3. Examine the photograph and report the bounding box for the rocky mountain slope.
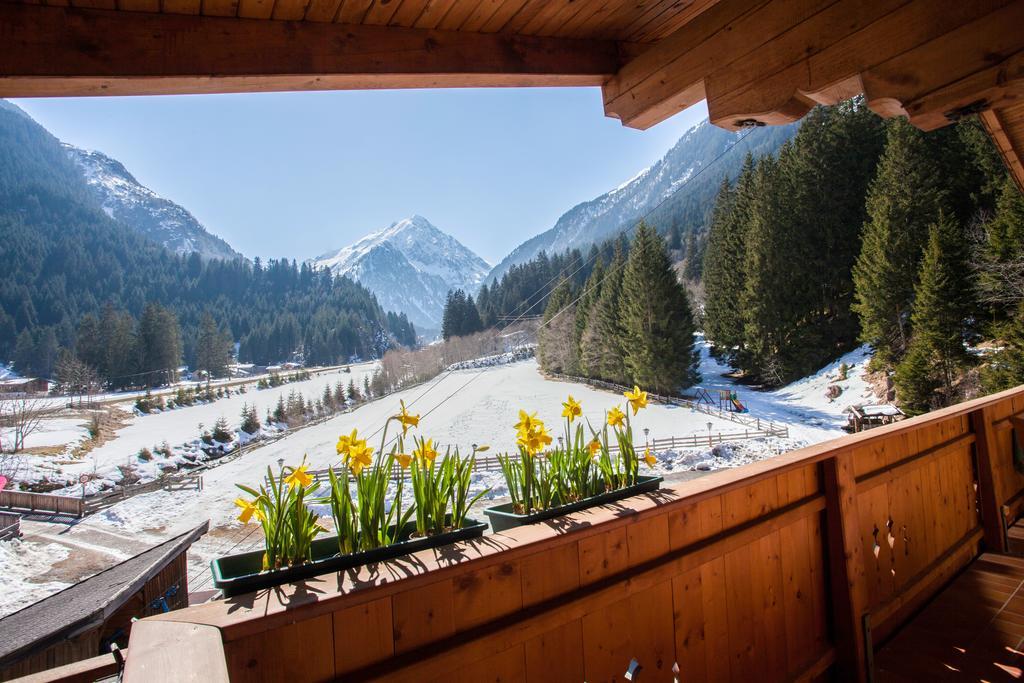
[487,119,797,283]
[65,145,240,261]
[310,215,490,333]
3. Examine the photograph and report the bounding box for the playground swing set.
[693,388,748,413]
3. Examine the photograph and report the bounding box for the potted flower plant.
[484,387,662,532]
[211,401,488,597]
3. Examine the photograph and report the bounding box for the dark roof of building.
[0,522,208,666]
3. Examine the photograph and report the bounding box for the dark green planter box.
[211,517,487,598]
[484,476,663,533]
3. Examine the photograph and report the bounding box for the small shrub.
[137,447,153,462]
[212,417,233,443]
[156,441,174,458]
[240,403,261,435]
[838,362,850,381]
[135,391,154,413]
[87,413,103,440]
[118,463,141,485]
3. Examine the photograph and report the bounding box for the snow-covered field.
[0,342,878,617]
[11,362,379,493]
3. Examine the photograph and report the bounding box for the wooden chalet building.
[2,0,1024,681]
[0,523,207,681]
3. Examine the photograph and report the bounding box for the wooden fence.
[0,489,84,518]
[0,511,20,541]
[83,473,203,515]
[123,384,1024,682]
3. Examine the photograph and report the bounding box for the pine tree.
[894,339,940,416]
[682,230,699,280]
[240,403,261,435]
[347,378,359,402]
[703,156,755,364]
[900,211,972,401]
[574,257,604,375]
[196,312,232,379]
[583,241,628,384]
[853,118,949,366]
[138,303,183,385]
[618,222,701,393]
[739,153,796,384]
[668,218,683,252]
[272,395,287,424]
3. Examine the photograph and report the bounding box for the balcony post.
[822,450,869,682]
[971,407,1008,553]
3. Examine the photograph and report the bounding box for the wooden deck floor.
[875,552,1024,681]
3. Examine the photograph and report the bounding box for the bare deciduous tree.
[0,395,58,453]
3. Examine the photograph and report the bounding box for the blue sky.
[14,89,707,264]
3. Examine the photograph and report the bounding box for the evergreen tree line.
[538,223,701,395]
[0,99,416,383]
[701,98,1024,413]
[441,289,484,340]
[703,100,887,385]
[854,118,1023,413]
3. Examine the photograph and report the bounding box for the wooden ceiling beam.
[982,108,1024,193]
[0,3,621,98]
[603,0,1024,132]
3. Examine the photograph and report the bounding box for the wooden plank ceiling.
[0,0,1022,188]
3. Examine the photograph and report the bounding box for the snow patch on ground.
[92,489,203,534]
[0,539,71,617]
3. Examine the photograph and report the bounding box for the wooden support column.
[822,451,869,682]
[972,407,1009,553]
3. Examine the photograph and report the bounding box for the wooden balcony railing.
[114,385,1024,682]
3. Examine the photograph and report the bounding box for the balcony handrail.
[122,383,1024,683]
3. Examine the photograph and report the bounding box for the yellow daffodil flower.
[517,421,553,455]
[607,406,626,428]
[587,439,601,458]
[624,386,648,415]
[395,400,420,436]
[644,448,657,467]
[561,395,582,421]
[514,410,539,435]
[284,464,313,489]
[336,428,357,456]
[414,438,438,465]
[396,452,413,469]
[234,497,263,524]
[348,442,374,475]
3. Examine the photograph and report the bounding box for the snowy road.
[1,343,878,616]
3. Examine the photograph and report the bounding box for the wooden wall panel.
[524,620,584,681]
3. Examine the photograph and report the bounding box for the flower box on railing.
[211,515,487,597]
[484,475,662,533]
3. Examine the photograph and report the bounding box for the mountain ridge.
[65,144,241,262]
[487,119,799,283]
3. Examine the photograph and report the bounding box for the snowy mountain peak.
[65,144,241,262]
[310,216,490,335]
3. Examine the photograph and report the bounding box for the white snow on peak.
[64,144,240,261]
[309,216,491,333]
